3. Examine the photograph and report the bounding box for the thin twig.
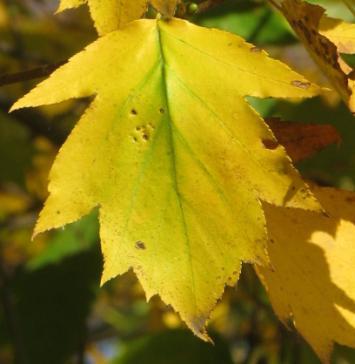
[197,0,226,13]
[0,1,230,87]
[0,62,65,88]
[248,8,273,42]
[267,0,282,11]
[342,0,355,16]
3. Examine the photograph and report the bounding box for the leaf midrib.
[157,21,199,317]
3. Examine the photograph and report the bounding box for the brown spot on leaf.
[135,241,146,250]
[291,80,311,89]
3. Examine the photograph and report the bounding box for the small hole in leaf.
[262,139,279,150]
[131,109,138,116]
[135,241,146,250]
[291,80,311,89]
[159,108,165,114]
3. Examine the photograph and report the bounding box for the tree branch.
[267,0,282,11]
[0,2,230,88]
[342,0,355,16]
[0,62,65,88]
[197,0,226,13]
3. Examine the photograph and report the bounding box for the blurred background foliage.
[0,0,354,363]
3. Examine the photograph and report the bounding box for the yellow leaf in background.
[12,19,320,338]
[281,0,355,113]
[319,16,355,54]
[26,137,57,201]
[58,0,148,34]
[150,0,180,18]
[258,186,355,363]
[0,191,31,218]
[0,1,9,27]
[58,0,86,11]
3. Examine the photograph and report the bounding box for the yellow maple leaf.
[258,186,355,363]
[57,0,180,35]
[12,18,320,338]
[280,0,355,113]
[58,0,148,34]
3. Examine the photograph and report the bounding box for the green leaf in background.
[333,344,355,363]
[307,0,354,20]
[113,329,234,364]
[0,113,32,185]
[27,209,99,270]
[194,0,293,44]
[14,245,102,364]
[342,53,355,68]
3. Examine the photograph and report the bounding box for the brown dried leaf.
[266,118,341,163]
[281,0,355,113]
